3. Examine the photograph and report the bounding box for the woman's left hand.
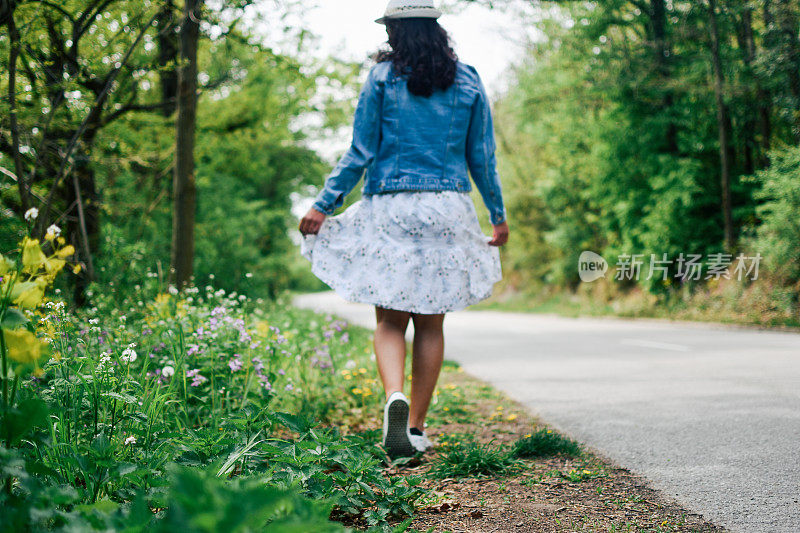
[299,207,327,236]
[488,221,509,247]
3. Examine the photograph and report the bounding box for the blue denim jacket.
[311,60,507,225]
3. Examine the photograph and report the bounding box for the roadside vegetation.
[490,1,800,328]
[1,235,726,532]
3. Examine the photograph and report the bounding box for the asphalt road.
[293,291,800,533]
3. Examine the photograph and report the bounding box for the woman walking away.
[298,0,509,459]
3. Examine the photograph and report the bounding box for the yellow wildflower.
[21,239,46,271]
[45,257,66,275]
[55,245,76,259]
[73,264,82,275]
[11,280,46,309]
[506,414,518,421]
[3,328,46,365]
[0,254,14,275]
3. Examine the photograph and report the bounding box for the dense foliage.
[0,0,358,301]
[493,1,800,317]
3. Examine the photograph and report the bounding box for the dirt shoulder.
[385,364,727,533]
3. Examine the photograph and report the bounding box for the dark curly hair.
[374,18,458,97]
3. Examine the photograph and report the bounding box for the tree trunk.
[734,4,757,174]
[761,1,777,159]
[68,139,100,306]
[650,0,678,154]
[170,0,201,288]
[708,0,735,250]
[157,0,178,117]
[742,4,772,165]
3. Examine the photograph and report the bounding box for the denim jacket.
[311,60,507,225]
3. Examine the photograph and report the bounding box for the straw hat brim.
[375,8,442,24]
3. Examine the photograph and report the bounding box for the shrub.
[752,145,800,285]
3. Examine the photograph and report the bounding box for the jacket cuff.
[312,199,335,215]
[490,208,507,225]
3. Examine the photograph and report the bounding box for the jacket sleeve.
[465,71,507,225]
[312,66,384,215]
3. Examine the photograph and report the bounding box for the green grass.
[428,434,518,479]
[511,428,582,459]
[474,285,800,330]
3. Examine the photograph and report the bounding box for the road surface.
[293,291,800,533]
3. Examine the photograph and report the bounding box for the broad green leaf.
[1,308,28,329]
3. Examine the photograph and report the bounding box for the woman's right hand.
[488,221,509,247]
[299,207,327,236]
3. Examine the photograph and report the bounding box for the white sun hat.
[375,0,443,25]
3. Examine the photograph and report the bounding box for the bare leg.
[408,312,445,429]
[374,306,411,400]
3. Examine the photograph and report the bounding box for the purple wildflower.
[186,368,207,387]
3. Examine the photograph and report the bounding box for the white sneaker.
[382,391,415,458]
[409,429,434,453]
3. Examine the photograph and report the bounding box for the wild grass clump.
[511,428,582,459]
[429,435,517,479]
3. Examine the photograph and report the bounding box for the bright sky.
[303,1,530,98]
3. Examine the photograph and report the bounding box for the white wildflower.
[46,224,61,237]
[24,207,39,221]
[124,436,136,445]
[162,365,175,378]
[121,347,137,363]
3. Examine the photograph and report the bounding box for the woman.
[298,0,509,459]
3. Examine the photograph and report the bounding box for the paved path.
[293,291,800,533]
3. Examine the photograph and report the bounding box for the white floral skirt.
[300,190,502,314]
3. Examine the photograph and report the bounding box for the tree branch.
[0,167,47,205]
[7,13,30,212]
[628,0,651,16]
[74,0,117,43]
[28,0,77,23]
[100,100,176,126]
[37,10,160,234]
